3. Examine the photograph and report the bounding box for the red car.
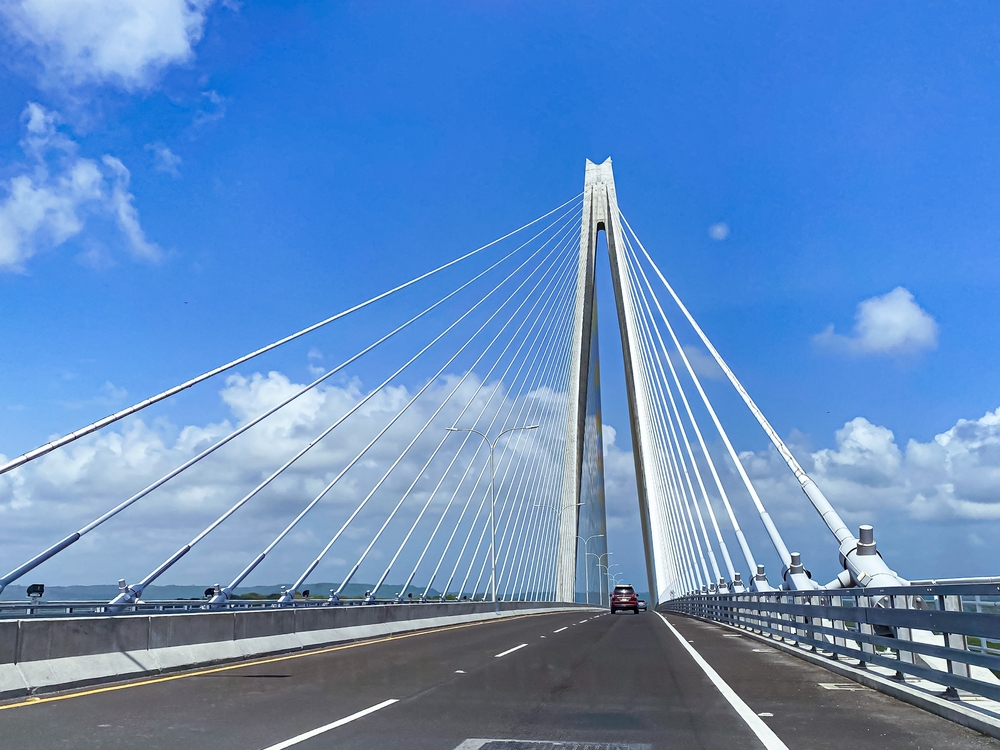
[610,584,639,614]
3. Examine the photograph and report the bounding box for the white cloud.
[307,348,324,377]
[708,222,729,241]
[602,425,637,529]
[740,409,1000,524]
[145,143,181,177]
[101,155,160,260]
[0,103,160,270]
[814,287,938,355]
[1,0,214,90]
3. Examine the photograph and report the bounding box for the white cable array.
[499,326,576,600]
[286,228,579,599]
[0,195,583,478]
[621,266,697,592]
[617,218,792,569]
[357,242,579,599]
[463,323,574,600]
[618,227,754,577]
[455,299,575,600]
[390,244,578,600]
[620,212,856,548]
[629,272,723,586]
[628,266,737,582]
[528,357,576,599]
[0,200,583,597]
[111,211,578,603]
[425,277,575,599]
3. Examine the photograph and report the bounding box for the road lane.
[0,608,996,749]
[662,614,1000,750]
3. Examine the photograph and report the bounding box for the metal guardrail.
[0,597,502,620]
[661,582,1000,704]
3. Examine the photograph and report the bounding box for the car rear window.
[614,586,635,595]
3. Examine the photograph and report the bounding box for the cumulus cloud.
[145,143,181,177]
[708,222,729,241]
[814,287,939,355]
[599,405,1000,584]
[0,0,214,90]
[602,425,638,531]
[0,102,160,270]
[0,370,569,591]
[739,409,1000,524]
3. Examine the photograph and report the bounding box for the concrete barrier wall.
[0,601,588,698]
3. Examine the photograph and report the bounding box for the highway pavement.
[0,607,997,749]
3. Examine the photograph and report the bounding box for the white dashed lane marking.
[260,699,398,750]
[494,644,528,658]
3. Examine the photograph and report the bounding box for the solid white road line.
[260,699,398,750]
[656,613,789,750]
[553,626,568,633]
[494,643,528,658]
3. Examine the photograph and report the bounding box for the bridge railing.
[0,596,533,620]
[661,582,1000,706]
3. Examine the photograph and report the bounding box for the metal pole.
[489,440,498,613]
[447,424,539,614]
[589,551,612,607]
[576,534,604,604]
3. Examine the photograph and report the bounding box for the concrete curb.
[673,612,1000,741]
[1,604,598,700]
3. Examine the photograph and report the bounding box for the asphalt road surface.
[1,608,996,749]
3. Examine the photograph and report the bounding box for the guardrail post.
[803,593,817,651]
[792,593,803,647]
[781,592,792,643]
[890,594,914,680]
[830,594,846,660]
[941,593,970,697]
[857,594,874,669]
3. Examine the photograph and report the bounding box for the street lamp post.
[600,552,613,606]
[607,562,621,584]
[533,502,583,603]
[577,534,605,604]
[589,552,613,607]
[447,424,539,614]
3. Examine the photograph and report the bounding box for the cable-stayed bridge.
[1,160,998,749]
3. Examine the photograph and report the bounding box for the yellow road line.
[0,609,562,712]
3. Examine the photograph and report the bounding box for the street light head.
[526,424,540,430]
[446,427,460,432]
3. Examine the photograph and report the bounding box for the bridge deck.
[0,609,995,749]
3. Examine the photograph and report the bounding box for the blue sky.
[2,2,1000,592]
